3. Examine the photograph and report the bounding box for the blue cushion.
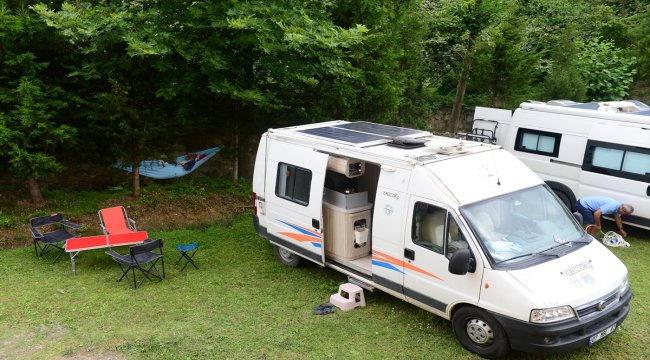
[176,243,197,252]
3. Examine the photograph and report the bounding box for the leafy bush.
[578,38,636,101]
[0,213,12,228]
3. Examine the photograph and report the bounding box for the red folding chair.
[99,206,138,235]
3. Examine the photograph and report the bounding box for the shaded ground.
[0,187,249,250]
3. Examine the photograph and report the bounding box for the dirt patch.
[58,351,127,360]
[0,324,68,360]
[1,191,249,250]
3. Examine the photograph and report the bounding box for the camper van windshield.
[462,185,587,266]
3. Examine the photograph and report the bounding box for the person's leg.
[575,200,596,234]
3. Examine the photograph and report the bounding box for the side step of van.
[348,276,375,292]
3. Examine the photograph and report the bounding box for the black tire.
[452,306,510,359]
[273,245,304,268]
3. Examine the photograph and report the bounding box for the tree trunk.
[232,126,239,182]
[450,0,483,134]
[450,36,479,134]
[132,162,141,197]
[27,178,45,205]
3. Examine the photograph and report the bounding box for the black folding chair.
[175,243,198,271]
[29,213,81,264]
[106,239,165,289]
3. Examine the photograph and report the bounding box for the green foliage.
[578,38,636,101]
[0,212,12,228]
[470,11,543,108]
[0,77,75,179]
[629,6,650,82]
[539,25,587,102]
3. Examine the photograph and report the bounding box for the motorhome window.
[445,215,468,260]
[582,140,650,182]
[275,163,312,206]
[461,185,585,268]
[412,202,445,254]
[514,128,561,157]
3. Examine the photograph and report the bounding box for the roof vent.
[547,100,578,106]
[387,136,428,149]
[597,101,644,113]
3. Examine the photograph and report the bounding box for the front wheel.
[452,306,510,359]
[273,245,304,268]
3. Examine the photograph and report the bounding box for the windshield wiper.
[494,251,559,265]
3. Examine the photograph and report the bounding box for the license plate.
[588,324,616,346]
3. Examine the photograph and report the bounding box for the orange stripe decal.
[373,249,444,281]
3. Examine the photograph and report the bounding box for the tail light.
[252,192,257,215]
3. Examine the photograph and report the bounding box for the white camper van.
[466,100,650,230]
[252,121,631,358]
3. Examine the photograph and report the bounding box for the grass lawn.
[1,214,649,360]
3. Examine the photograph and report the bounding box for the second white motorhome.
[465,100,650,230]
[252,121,631,358]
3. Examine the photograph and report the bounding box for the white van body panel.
[264,139,329,264]
[426,150,543,205]
[479,240,627,322]
[472,101,650,230]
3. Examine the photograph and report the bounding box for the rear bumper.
[253,215,268,239]
[492,288,631,355]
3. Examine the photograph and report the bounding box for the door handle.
[312,219,320,230]
[404,248,415,260]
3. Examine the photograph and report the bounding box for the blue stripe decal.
[312,242,321,248]
[278,220,321,239]
[372,260,404,274]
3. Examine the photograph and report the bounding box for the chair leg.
[177,250,198,271]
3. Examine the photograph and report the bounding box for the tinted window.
[583,140,650,182]
[276,163,312,206]
[514,128,561,157]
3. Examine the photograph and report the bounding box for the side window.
[413,202,446,254]
[412,202,468,257]
[446,216,468,260]
[275,163,312,206]
[514,128,561,157]
[582,140,650,182]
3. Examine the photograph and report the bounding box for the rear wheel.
[452,306,510,359]
[273,245,304,268]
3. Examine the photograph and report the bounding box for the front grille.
[575,289,620,318]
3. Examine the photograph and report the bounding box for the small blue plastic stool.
[175,243,198,271]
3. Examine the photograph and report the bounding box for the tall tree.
[539,25,587,102]
[424,0,505,133]
[470,12,543,108]
[0,2,75,204]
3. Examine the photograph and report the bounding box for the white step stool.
[330,283,366,312]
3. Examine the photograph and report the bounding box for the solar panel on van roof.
[298,126,387,146]
[296,121,430,147]
[335,121,427,138]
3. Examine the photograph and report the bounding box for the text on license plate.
[588,324,616,346]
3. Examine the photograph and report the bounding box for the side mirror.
[573,211,583,225]
[448,248,474,275]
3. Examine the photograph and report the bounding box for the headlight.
[619,278,629,297]
[530,306,575,323]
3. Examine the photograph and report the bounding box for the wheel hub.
[466,318,494,345]
[278,248,294,260]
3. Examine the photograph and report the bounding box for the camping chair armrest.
[29,227,44,239]
[127,218,137,231]
[105,250,122,258]
[60,220,82,230]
